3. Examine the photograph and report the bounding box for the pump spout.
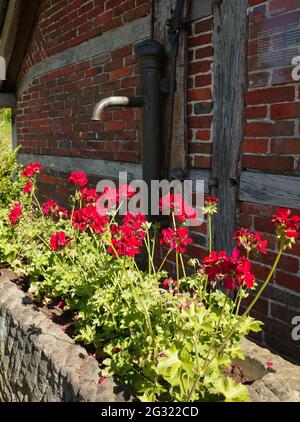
[92,96,144,121]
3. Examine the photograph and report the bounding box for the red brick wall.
[17,0,148,164]
[187,16,213,170]
[20,0,150,80]
[185,0,300,361]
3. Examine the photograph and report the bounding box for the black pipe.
[135,39,165,190]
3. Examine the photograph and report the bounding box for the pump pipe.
[92,96,144,121]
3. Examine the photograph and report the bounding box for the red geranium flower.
[159,193,197,222]
[108,212,146,258]
[72,204,108,234]
[160,227,192,254]
[79,188,99,203]
[23,181,33,194]
[42,200,58,215]
[162,278,177,290]
[234,229,267,255]
[68,171,88,187]
[99,183,135,207]
[200,248,255,291]
[50,231,70,251]
[272,208,300,249]
[8,203,22,225]
[203,196,218,215]
[22,162,45,178]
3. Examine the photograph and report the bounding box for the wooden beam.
[211,0,248,253]
[189,169,300,210]
[153,0,188,177]
[0,93,16,107]
[240,172,300,209]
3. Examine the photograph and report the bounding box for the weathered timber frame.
[211,0,249,253]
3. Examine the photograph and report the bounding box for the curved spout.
[92,96,130,121]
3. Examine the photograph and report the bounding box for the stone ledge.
[0,273,130,402]
[239,339,300,402]
[0,272,299,402]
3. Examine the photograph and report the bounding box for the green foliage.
[0,144,22,208]
[0,167,269,402]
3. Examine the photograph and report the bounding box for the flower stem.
[241,244,283,318]
[208,214,212,254]
[203,243,284,370]
[179,253,186,279]
[157,248,171,272]
[188,293,228,401]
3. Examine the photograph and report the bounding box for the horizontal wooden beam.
[240,171,300,209]
[0,93,16,107]
[189,169,300,209]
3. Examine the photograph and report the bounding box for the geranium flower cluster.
[109,212,146,257]
[50,231,70,251]
[272,208,300,249]
[200,249,255,291]
[72,204,109,234]
[42,200,68,219]
[8,203,23,225]
[234,229,267,255]
[203,196,218,215]
[159,193,197,222]
[160,227,192,254]
[22,162,45,178]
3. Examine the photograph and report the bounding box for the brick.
[251,12,300,38]
[189,33,212,48]
[271,138,300,154]
[194,17,212,35]
[249,0,265,6]
[105,121,126,131]
[195,130,211,141]
[242,155,294,172]
[262,282,300,308]
[111,45,132,60]
[243,139,269,153]
[194,102,213,115]
[258,251,299,273]
[123,3,149,22]
[187,88,212,101]
[195,74,212,87]
[246,105,268,119]
[111,66,132,80]
[276,270,300,293]
[188,116,212,129]
[245,121,295,137]
[246,87,295,105]
[189,61,212,75]
[188,142,212,155]
[269,0,300,16]
[195,46,213,60]
[251,262,271,281]
[193,155,211,169]
[95,11,113,25]
[271,103,300,120]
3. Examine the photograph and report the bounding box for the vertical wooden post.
[153,0,188,177]
[211,0,248,253]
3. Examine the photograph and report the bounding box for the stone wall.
[0,271,300,402]
[0,272,129,402]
